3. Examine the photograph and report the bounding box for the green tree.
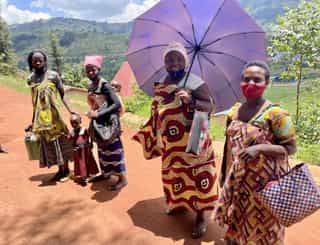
[62,63,88,88]
[49,32,64,74]
[0,17,16,74]
[269,0,320,124]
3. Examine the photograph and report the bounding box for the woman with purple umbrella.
[214,61,297,245]
[133,42,219,238]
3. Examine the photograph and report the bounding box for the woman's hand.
[176,89,192,104]
[86,110,98,119]
[25,124,33,132]
[238,145,261,163]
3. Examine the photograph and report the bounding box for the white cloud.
[1,0,50,24]
[108,0,160,23]
[30,0,130,22]
[0,0,160,24]
[30,0,159,22]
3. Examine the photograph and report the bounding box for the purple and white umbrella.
[126,0,267,112]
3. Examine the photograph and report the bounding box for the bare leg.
[191,211,208,239]
[59,161,70,182]
[49,166,63,182]
[165,206,188,215]
[108,174,128,191]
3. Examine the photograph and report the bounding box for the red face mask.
[240,83,266,98]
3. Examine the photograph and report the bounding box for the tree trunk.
[295,56,304,125]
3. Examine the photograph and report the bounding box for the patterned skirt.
[133,83,219,214]
[39,135,73,168]
[214,120,286,245]
[97,137,126,177]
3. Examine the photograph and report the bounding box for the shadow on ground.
[127,197,225,245]
[0,199,102,244]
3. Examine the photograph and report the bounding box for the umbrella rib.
[200,53,240,100]
[126,44,169,56]
[202,31,266,48]
[202,50,247,63]
[199,0,227,46]
[197,54,205,81]
[179,0,197,45]
[137,17,193,46]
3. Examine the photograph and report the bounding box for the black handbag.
[90,114,121,144]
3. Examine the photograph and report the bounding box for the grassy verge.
[0,74,29,94]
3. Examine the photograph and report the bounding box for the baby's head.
[111,80,121,93]
[70,114,82,129]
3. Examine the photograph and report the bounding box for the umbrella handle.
[183,46,200,88]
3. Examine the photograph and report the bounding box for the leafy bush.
[62,63,88,88]
[297,144,320,166]
[297,101,320,145]
[0,62,16,75]
[123,83,152,116]
[297,80,320,145]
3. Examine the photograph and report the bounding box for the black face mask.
[167,69,186,81]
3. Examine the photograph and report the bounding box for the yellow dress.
[29,71,72,167]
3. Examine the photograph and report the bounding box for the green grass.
[265,85,297,116]
[297,144,320,165]
[67,93,89,112]
[210,117,226,141]
[0,74,29,94]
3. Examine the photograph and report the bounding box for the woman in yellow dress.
[26,50,76,182]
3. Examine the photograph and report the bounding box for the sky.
[0,0,160,24]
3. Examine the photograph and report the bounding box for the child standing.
[111,80,125,117]
[70,114,99,186]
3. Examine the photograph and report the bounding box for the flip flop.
[59,175,70,183]
[88,174,110,183]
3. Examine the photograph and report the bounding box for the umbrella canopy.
[126,0,267,112]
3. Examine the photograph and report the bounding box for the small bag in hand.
[256,163,320,227]
[90,114,121,145]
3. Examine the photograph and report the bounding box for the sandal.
[88,174,111,183]
[59,169,70,183]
